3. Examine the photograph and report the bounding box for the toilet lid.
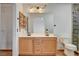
[65,44,77,51]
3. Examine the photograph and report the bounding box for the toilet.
[64,43,77,56]
[59,37,77,56]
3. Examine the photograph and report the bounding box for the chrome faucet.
[45,29,49,36]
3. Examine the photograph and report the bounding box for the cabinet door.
[41,37,57,55]
[19,37,33,55]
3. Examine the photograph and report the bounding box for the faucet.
[45,29,49,36]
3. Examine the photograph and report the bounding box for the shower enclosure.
[72,4,79,50]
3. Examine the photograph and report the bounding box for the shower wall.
[72,4,79,50]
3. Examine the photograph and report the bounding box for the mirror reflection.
[19,4,54,36]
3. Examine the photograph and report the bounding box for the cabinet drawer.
[34,38,41,44]
[34,48,41,55]
[33,39,41,55]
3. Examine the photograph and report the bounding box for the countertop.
[19,32,56,37]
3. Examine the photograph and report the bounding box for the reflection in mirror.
[27,13,54,35]
[19,4,55,36]
[19,11,54,36]
[28,13,45,34]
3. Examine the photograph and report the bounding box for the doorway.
[0,3,15,56]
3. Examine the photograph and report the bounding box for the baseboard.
[0,49,12,51]
[57,49,64,51]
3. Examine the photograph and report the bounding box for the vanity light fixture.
[29,4,47,13]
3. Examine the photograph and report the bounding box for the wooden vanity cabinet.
[19,37,57,56]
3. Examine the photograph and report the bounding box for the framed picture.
[19,11,27,30]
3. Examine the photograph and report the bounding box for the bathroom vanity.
[18,5,57,56]
[19,34,57,56]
